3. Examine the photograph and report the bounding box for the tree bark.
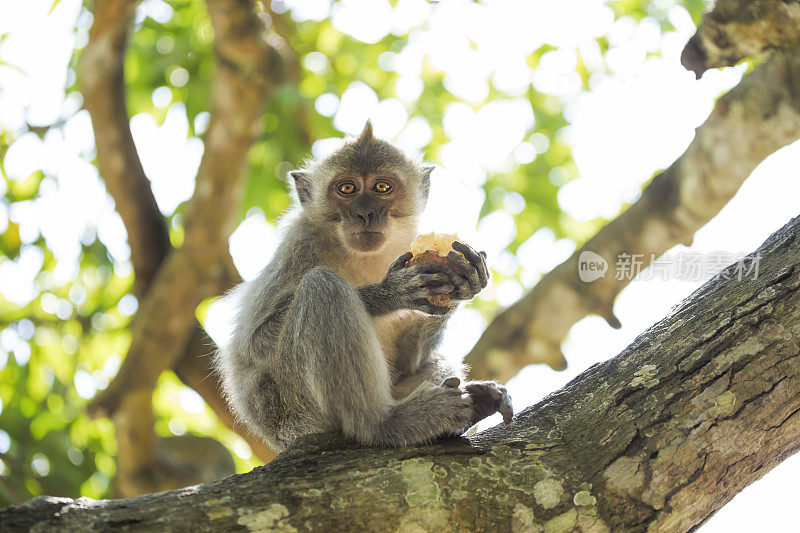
[4,215,799,532]
[465,50,800,381]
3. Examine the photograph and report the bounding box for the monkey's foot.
[465,380,513,425]
[442,378,514,426]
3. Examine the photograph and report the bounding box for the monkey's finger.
[417,272,451,287]
[455,241,490,286]
[411,261,449,274]
[446,252,482,292]
[475,249,491,282]
[446,274,473,300]
[449,280,478,301]
[429,283,455,295]
[453,241,489,288]
[452,288,473,300]
[388,252,413,272]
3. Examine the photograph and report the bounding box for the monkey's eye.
[337,182,357,196]
[373,180,392,194]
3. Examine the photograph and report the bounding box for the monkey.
[215,122,513,452]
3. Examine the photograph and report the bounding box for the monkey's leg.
[395,353,514,428]
[284,267,474,447]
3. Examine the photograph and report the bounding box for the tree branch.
[4,215,799,531]
[78,0,170,299]
[681,0,800,78]
[466,50,800,381]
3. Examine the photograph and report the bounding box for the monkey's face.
[328,174,405,252]
[290,121,430,254]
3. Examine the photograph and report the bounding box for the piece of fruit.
[407,232,464,306]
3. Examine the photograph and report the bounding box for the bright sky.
[2,0,800,528]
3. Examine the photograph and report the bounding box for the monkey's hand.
[444,377,513,426]
[357,252,453,316]
[380,252,455,315]
[445,241,490,302]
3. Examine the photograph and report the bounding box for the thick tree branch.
[78,0,170,299]
[466,50,800,381]
[4,215,799,531]
[682,0,800,78]
[181,0,285,254]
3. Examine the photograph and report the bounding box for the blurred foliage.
[0,0,712,506]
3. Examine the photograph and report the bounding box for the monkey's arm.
[390,241,490,371]
[393,242,513,424]
[391,313,450,375]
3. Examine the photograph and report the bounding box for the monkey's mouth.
[349,230,386,252]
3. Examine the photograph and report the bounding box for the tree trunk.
[3,215,799,531]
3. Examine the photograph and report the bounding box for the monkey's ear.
[419,165,434,203]
[357,120,374,143]
[289,170,313,207]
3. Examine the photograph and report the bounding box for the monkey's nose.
[352,210,374,225]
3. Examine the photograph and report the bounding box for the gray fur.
[216,122,512,452]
